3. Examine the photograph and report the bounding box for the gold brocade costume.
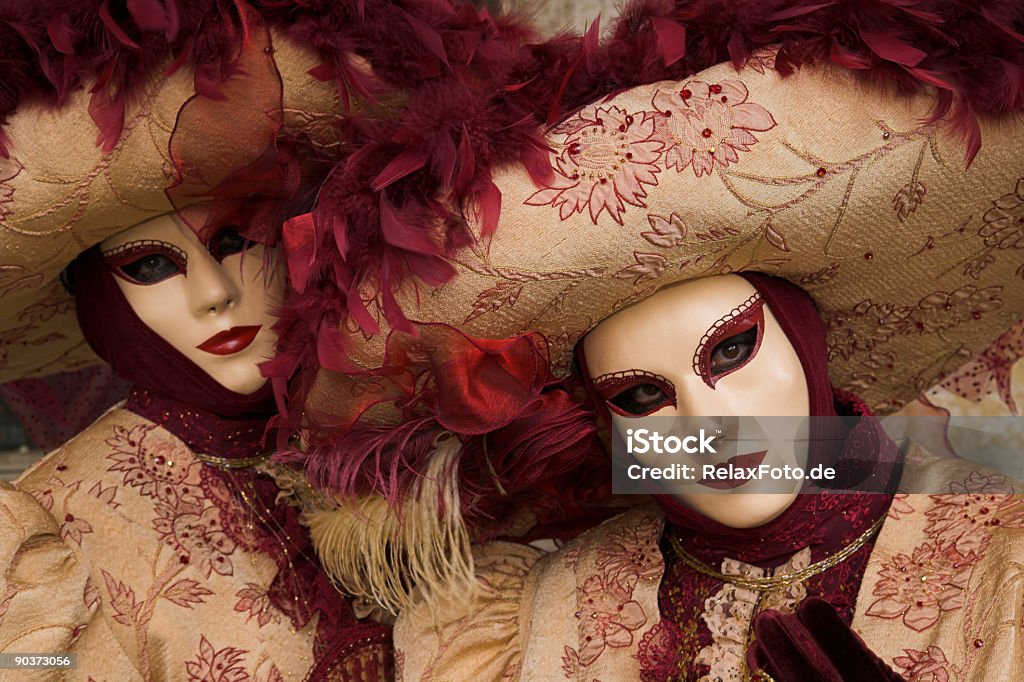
[0,407,328,681]
[394,451,1024,682]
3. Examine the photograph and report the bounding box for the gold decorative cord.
[194,450,276,470]
[668,515,885,592]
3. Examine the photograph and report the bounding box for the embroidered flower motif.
[185,635,250,682]
[576,573,648,666]
[865,542,971,632]
[979,177,1024,249]
[525,106,662,225]
[697,548,810,681]
[893,181,926,223]
[60,512,94,546]
[652,79,776,177]
[893,645,950,682]
[107,424,202,506]
[153,502,236,577]
[163,579,214,609]
[0,264,42,299]
[826,299,907,361]
[235,583,281,628]
[926,488,1024,555]
[896,286,1003,335]
[947,470,1017,495]
[595,515,663,589]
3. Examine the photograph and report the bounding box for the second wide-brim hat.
[312,58,1024,418]
[0,19,340,382]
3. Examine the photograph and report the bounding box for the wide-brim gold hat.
[317,58,1024,417]
[0,24,340,382]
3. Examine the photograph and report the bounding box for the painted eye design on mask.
[692,293,765,388]
[208,225,252,262]
[592,369,677,417]
[102,240,188,285]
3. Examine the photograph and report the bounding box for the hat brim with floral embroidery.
[311,59,1024,420]
[0,0,530,382]
[0,13,341,381]
[273,0,1024,611]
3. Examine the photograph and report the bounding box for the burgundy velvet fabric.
[747,597,902,682]
[72,248,392,679]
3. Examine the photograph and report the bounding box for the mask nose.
[187,250,239,318]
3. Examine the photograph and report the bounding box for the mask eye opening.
[692,294,765,389]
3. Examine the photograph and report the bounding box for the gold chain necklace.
[667,515,885,592]
[194,450,275,469]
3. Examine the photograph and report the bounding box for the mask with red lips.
[72,209,283,420]
[581,273,832,529]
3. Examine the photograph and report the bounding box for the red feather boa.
[4,0,1023,529]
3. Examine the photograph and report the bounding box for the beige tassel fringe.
[305,433,476,616]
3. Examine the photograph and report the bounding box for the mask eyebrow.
[592,369,676,400]
[691,293,764,388]
[101,239,188,270]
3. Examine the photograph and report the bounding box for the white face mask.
[583,274,810,528]
[99,210,284,395]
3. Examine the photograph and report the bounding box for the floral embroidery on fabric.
[615,251,668,284]
[980,177,1024,249]
[163,579,214,609]
[89,481,120,509]
[895,286,1003,336]
[525,105,663,225]
[186,635,250,682]
[561,645,581,679]
[102,570,143,628]
[235,583,282,628]
[641,212,688,247]
[106,423,245,578]
[651,79,776,177]
[153,500,237,577]
[696,548,810,682]
[826,299,907,361]
[576,574,648,666]
[594,516,663,588]
[636,621,681,682]
[61,510,94,545]
[865,541,971,632]
[570,513,661,670]
[888,494,915,520]
[107,424,201,506]
[893,645,950,682]
[866,477,1024,634]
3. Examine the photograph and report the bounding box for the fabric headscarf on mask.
[73,245,275,422]
[69,241,389,677]
[576,273,900,595]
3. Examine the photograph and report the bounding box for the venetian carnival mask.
[583,274,810,528]
[99,210,284,395]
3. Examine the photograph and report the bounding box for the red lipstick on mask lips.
[197,326,261,355]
